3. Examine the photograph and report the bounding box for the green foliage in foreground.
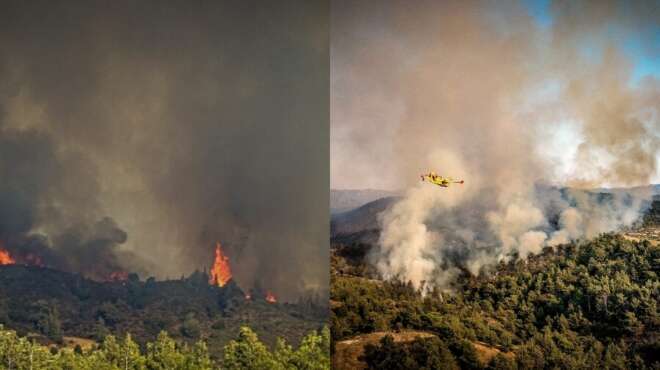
[331,233,660,369]
[0,325,330,369]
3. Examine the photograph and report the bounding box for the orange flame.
[209,242,232,287]
[265,291,277,303]
[0,248,14,265]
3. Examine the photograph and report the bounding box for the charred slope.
[0,265,326,357]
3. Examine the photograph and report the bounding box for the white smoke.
[376,181,652,292]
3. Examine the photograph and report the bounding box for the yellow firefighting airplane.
[420,172,464,188]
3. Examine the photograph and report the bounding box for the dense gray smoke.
[332,0,659,290]
[0,0,329,300]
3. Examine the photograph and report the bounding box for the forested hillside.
[331,231,660,369]
[0,267,326,361]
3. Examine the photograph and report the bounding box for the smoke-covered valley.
[332,0,659,291]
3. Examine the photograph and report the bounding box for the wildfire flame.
[108,271,129,282]
[265,291,277,303]
[24,253,44,267]
[0,248,14,265]
[209,242,232,287]
[0,243,43,267]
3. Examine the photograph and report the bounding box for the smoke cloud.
[332,0,659,290]
[0,0,329,300]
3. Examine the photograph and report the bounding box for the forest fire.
[24,253,44,267]
[0,244,45,267]
[266,291,277,303]
[108,271,129,282]
[209,242,233,287]
[0,248,15,265]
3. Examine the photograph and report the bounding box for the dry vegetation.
[334,330,435,370]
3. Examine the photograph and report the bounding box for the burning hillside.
[0,236,131,283]
[0,243,46,268]
[0,263,326,358]
[1,236,282,303]
[107,271,129,282]
[0,247,14,265]
[0,0,329,304]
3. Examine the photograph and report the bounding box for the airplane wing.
[421,173,464,187]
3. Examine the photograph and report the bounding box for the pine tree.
[145,331,186,370]
[222,326,281,370]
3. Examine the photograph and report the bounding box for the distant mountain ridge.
[331,196,400,245]
[330,189,401,214]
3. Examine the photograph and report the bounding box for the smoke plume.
[332,0,659,290]
[0,0,329,300]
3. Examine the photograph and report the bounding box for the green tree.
[362,335,458,370]
[120,333,146,370]
[290,327,331,369]
[184,341,214,370]
[146,331,186,369]
[223,326,280,370]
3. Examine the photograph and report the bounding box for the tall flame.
[265,291,277,303]
[0,248,15,265]
[209,242,232,287]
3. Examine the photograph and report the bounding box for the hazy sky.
[331,0,660,190]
